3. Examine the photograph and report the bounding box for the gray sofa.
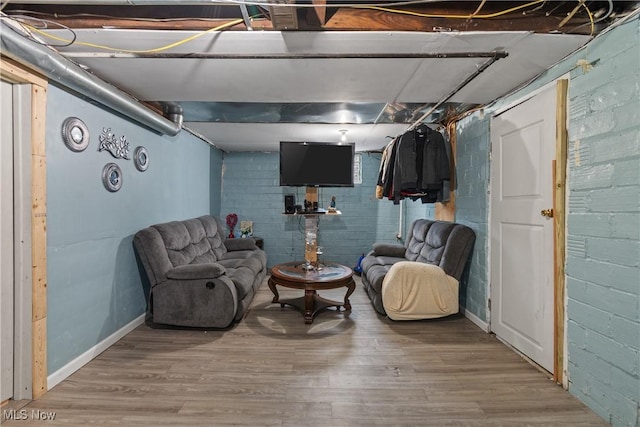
[133,215,267,328]
[361,219,475,318]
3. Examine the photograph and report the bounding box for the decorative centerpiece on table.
[226,213,238,238]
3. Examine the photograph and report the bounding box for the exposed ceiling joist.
[323,7,590,33]
[4,1,630,34]
[311,0,327,25]
[3,1,635,152]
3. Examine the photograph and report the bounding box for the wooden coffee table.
[268,261,356,324]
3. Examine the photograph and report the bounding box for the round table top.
[270,261,353,284]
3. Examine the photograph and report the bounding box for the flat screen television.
[279,141,355,187]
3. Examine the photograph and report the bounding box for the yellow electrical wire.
[580,2,595,36]
[24,18,244,53]
[18,0,596,53]
[358,0,595,35]
[358,0,548,19]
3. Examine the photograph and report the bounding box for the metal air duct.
[0,21,181,136]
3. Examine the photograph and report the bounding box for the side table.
[252,236,264,250]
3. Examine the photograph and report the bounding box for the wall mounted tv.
[279,141,355,187]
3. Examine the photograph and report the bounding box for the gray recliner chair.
[361,219,475,320]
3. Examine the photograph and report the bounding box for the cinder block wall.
[219,151,433,268]
[454,116,490,323]
[455,15,639,427]
[564,17,640,427]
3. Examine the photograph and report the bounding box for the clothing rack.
[406,50,508,132]
[373,50,507,196]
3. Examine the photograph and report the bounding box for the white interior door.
[490,85,556,373]
[1,80,15,401]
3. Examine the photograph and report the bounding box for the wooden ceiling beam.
[4,1,603,34]
[12,12,591,34]
[312,0,327,25]
[323,8,592,34]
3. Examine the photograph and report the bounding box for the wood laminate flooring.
[2,277,608,426]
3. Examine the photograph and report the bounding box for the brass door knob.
[540,208,554,218]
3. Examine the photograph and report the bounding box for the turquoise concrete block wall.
[455,15,640,426]
[219,151,433,268]
[210,147,223,216]
[454,116,490,322]
[563,17,639,427]
[46,86,217,374]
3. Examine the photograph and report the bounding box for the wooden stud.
[312,0,328,25]
[31,86,47,157]
[435,122,456,221]
[436,191,456,222]
[0,58,47,87]
[31,83,48,398]
[31,318,47,398]
[31,199,47,322]
[554,79,568,386]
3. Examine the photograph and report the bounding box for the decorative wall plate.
[102,163,123,192]
[98,127,130,159]
[61,117,90,152]
[133,146,149,172]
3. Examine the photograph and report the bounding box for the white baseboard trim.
[462,308,490,332]
[47,313,145,390]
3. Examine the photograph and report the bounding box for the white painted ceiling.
[50,29,590,152]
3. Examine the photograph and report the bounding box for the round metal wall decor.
[61,117,90,152]
[102,163,123,192]
[133,146,149,172]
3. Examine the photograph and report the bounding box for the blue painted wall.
[210,145,223,216]
[46,85,220,374]
[219,151,432,268]
[564,17,639,427]
[455,16,639,427]
[454,116,490,321]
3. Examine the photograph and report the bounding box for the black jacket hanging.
[420,125,450,190]
[392,125,425,203]
[375,124,452,205]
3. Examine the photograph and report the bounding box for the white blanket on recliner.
[382,261,459,320]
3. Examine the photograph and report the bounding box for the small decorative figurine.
[330,196,336,208]
[226,213,238,238]
[240,221,253,238]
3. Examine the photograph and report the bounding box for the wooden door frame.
[0,57,48,399]
[488,78,568,385]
